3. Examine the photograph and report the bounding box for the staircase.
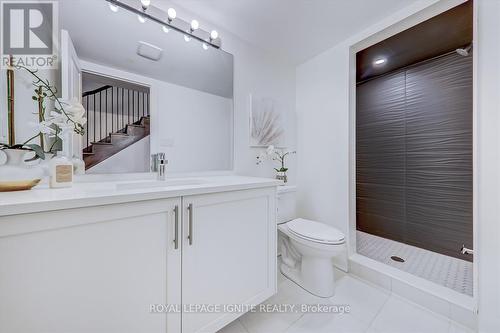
[83,116,150,170]
[82,84,150,170]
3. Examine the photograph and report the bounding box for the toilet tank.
[277,185,297,224]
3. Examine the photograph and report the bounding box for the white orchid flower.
[30,121,56,135]
[61,97,87,126]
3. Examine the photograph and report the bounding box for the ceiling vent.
[137,41,163,61]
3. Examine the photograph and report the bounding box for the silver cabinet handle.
[187,203,193,245]
[173,205,179,250]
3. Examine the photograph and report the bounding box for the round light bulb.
[210,30,218,40]
[162,25,169,33]
[184,35,191,42]
[137,14,146,23]
[167,8,176,20]
[202,43,209,50]
[109,3,119,12]
[190,19,199,31]
[140,0,151,8]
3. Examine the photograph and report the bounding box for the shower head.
[456,44,472,56]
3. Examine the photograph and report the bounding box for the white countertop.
[0,175,281,216]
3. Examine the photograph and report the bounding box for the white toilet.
[277,186,346,298]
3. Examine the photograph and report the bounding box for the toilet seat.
[286,218,345,245]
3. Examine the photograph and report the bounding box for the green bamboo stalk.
[6,66,15,146]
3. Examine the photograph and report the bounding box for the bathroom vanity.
[0,176,279,333]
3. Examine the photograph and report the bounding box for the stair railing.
[82,85,149,149]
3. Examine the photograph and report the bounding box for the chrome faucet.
[151,153,168,180]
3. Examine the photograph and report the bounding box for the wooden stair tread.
[84,116,150,170]
[91,141,113,145]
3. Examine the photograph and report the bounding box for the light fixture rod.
[105,0,220,49]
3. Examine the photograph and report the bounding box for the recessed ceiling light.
[374,58,386,65]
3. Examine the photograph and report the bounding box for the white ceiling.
[170,0,421,65]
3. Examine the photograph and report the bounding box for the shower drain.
[391,256,405,263]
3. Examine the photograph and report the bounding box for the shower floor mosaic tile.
[356,231,473,296]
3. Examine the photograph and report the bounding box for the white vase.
[0,149,45,182]
[39,152,55,177]
[72,156,85,175]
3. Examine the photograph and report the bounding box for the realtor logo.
[1,1,58,69]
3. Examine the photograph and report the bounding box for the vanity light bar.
[105,0,221,49]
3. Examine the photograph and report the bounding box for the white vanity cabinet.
[0,198,182,333]
[181,188,277,333]
[0,186,277,333]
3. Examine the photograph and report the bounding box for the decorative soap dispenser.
[49,151,73,188]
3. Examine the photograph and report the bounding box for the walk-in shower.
[355,1,473,296]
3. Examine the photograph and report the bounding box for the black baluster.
[93,94,96,143]
[99,91,102,141]
[111,87,114,134]
[105,89,108,141]
[121,88,124,130]
[86,95,89,149]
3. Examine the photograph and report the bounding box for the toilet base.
[280,259,335,298]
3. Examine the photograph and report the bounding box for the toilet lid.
[287,218,345,244]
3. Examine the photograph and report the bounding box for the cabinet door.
[182,188,277,333]
[0,198,182,333]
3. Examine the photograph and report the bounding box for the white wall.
[296,0,499,330]
[476,0,500,331]
[164,3,297,181]
[155,81,233,173]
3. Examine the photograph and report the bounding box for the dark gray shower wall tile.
[406,172,471,193]
[357,149,405,167]
[356,72,406,145]
[403,53,472,261]
[356,71,407,244]
[357,196,405,221]
[406,222,473,262]
[356,71,406,123]
[406,153,472,172]
[406,185,472,261]
[405,53,472,114]
[356,212,406,244]
[406,188,472,230]
[356,168,405,187]
[357,183,405,202]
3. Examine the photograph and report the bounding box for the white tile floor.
[356,231,473,296]
[218,272,474,333]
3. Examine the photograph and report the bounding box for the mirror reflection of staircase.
[82,82,150,170]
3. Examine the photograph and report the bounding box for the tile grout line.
[364,290,392,331]
[236,319,251,333]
